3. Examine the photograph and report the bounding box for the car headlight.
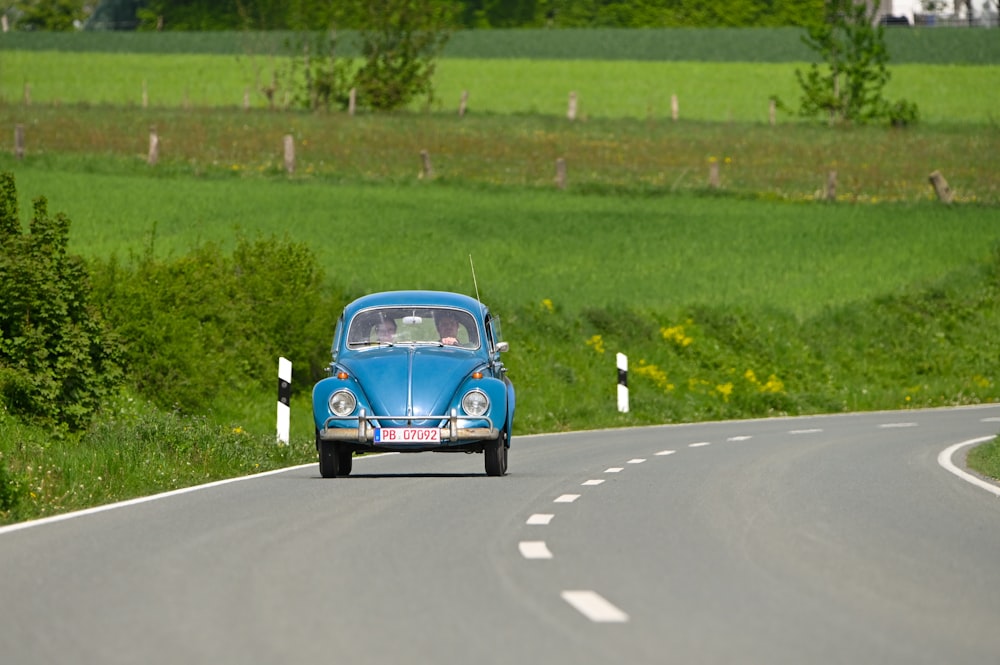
[462,389,489,417]
[329,390,357,417]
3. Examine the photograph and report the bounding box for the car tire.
[484,429,508,477]
[338,446,353,476]
[318,439,340,478]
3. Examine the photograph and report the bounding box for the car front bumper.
[319,408,499,444]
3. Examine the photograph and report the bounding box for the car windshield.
[347,306,480,350]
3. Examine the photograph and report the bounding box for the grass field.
[2,50,998,123]
[1,30,998,524]
[4,159,998,318]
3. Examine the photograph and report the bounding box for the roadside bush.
[0,172,123,430]
[90,236,342,414]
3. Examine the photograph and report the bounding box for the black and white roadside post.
[617,352,629,413]
[277,357,292,444]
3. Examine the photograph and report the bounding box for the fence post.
[277,357,292,444]
[929,170,952,204]
[671,93,679,121]
[555,157,567,190]
[14,124,24,160]
[824,170,837,201]
[348,88,356,116]
[147,126,159,166]
[567,91,577,121]
[458,90,468,117]
[284,135,295,174]
[708,160,720,188]
[617,353,629,413]
[420,149,434,179]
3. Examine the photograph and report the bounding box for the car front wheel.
[318,439,353,478]
[484,429,508,477]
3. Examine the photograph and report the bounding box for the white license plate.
[374,427,441,443]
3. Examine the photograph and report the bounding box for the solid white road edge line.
[0,453,405,537]
[0,461,316,536]
[561,590,629,623]
[938,436,1000,498]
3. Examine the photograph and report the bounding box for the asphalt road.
[2,405,1000,665]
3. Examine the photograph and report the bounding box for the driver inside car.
[435,311,461,345]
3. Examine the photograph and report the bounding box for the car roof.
[342,290,487,320]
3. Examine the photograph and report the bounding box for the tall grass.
[0,394,315,523]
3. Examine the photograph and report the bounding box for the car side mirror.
[495,341,509,353]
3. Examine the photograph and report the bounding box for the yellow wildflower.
[635,360,674,393]
[661,325,693,347]
[586,334,605,355]
[760,374,785,394]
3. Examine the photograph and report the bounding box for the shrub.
[90,236,341,413]
[0,172,123,430]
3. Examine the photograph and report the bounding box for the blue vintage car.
[312,290,515,477]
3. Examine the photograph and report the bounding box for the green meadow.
[2,50,998,123]
[3,159,998,319]
[1,29,998,523]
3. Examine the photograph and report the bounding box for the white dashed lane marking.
[519,541,553,559]
[582,479,605,486]
[605,467,624,473]
[689,442,711,448]
[879,422,918,428]
[790,429,823,434]
[526,514,553,525]
[561,591,629,623]
[627,458,646,464]
[655,450,676,456]
[727,435,752,442]
[554,494,580,503]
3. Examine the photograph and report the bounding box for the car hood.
[340,346,483,424]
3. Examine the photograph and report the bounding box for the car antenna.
[469,254,482,305]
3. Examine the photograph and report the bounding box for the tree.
[793,0,917,125]
[353,0,456,110]
[294,0,457,112]
[14,0,90,30]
